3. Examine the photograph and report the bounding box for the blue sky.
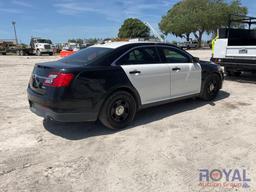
[0,0,255,44]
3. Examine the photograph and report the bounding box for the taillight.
[43,72,74,87]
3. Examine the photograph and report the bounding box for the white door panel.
[169,63,201,98]
[121,64,170,104]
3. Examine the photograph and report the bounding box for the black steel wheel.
[99,91,137,129]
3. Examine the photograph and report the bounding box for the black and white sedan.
[28,42,224,129]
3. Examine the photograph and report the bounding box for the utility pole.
[12,21,18,45]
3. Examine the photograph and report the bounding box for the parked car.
[178,40,198,49]
[28,42,224,129]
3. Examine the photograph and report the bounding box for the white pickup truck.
[212,15,256,76]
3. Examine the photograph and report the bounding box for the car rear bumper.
[29,102,97,122]
[27,87,98,122]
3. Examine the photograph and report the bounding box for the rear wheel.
[49,52,53,56]
[99,91,137,129]
[200,74,221,101]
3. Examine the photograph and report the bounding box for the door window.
[160,48,190,63]
[116,47,159,65]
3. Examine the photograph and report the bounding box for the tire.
[200,74,221,101]
[36,50,41,56]
[99,91,137,129]
[49,52,53,56]
[20,50,24,56]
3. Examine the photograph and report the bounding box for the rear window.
[60,47,112,65]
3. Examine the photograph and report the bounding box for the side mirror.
[192,57,200,63]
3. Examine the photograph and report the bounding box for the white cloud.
[53,0,171,22]
[0,7,22,13]
[12,0,33,8]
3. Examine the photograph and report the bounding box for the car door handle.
[129,70,141,74]
[172,67,181,71]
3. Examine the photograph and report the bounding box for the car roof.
[92,41,177,49]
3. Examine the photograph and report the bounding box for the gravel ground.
[0,50,256,192]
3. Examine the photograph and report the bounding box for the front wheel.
[99,91,137,129]
[200,74,221,101]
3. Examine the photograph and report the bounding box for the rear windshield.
[60,47,112,65]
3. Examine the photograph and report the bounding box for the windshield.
[60,47,113,65]
[37,39,52,44]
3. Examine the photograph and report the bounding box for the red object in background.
[60,50,77,57]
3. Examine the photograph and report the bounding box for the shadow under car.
[43,90,230,140]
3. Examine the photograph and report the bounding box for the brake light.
[43,72,74,87]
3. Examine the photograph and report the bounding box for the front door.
[158,47,202,98]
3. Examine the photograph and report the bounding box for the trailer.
[212,15,256,76]
[0,39,17,55]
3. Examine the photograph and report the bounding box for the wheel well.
[110,87,141,109]
[97,87,141,120]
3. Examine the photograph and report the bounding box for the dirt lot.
[0,50,256,192]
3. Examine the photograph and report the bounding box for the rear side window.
[116,47,159,65]
[159,47,190,63]
[61,47,112,65]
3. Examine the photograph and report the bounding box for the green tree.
[159,0,247,47]
[85,38,100,44]
[68,38,84,44]
[118,18,150,38]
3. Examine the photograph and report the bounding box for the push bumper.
[211,57,256,71]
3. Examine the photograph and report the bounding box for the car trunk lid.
[30,61,82,95]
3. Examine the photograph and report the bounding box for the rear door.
[158,46,201,98]
[115,46,171,105]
